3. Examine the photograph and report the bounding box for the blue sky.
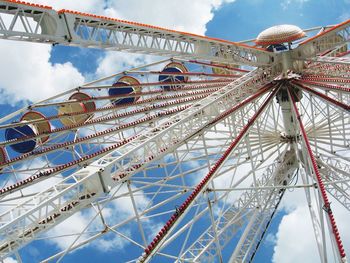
[0,0,349,262]
[207,0,349,41]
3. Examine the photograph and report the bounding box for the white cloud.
[29,0,236,35]
[272,189,350,263]
[108,184,150,218]
[93,233,130,252]
[273,204,320,263]
[44,211,91,251]
[24,0,105,14]
[95,0,235,81]
[28,0,234,36]
[2,257,18,263]
[0,158,65,215]
[43,184,152,254]
[265,233,277,246]
[0,0,235,105]
[0,0,244,260]
[0,41,84,104]
[105,0,234,36]
[95,52,159,78]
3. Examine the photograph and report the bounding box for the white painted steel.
[0,2,349,262]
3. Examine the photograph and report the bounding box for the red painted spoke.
[32,80,232,109]
[0,90,217,146]
[0,83,274,197]
[80,79,234,91]
[138,85,278,262]
[301,75,350,84]
[187,60,250,73]
[288,87,346,261]
[292,81,350,111]
[0,106,189,196]
[294,79,350,93]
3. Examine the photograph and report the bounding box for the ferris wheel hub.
[255,24,306,46]
[0,2,348,261]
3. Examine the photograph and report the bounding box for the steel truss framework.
[0,1,349,262]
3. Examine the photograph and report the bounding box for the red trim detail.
[57,9,266,51]
[69,92,96,112]
[118,76,140,85]
[300,19,350,45]
[162,62,189,82]
[20,111,52,143]
[20,111,46,122]
[255,32,306,45]
[48,88,218,134]
[105,79,232,89]
[140,84,278,261]
[66,94,88,118]
[288,87,346,260]
[188,60,250,73]
[0,105,191,195]
[301,75,350,84]
[294,79,350,93]
[292,81,350,111]
[2,92,224,170]
[164,62,188,72]
[3,0,52,9]
[0,147,7,166]
[112,80,138,102]
[116,76,142,101]
[336,50,350,57]
[154,70,241,78]
[1,86,223,152]
[318,49,333,57]
[69,91,90,100]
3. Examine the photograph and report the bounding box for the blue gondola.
[109,81,137,105]
[5,125,36,153]
[267,44,287,52]
[159,67,186,90]
[109,76,141,105]
[159,62,188,90]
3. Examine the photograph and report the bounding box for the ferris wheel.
[0,1,349,262]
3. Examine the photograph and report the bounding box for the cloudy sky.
[0,0,349,262]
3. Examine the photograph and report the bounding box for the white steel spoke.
[289,87,347,262]
[0,4,349,262]
[294,19,350,59]
[317,156,350,211]
[0,1,275,67]
[0,69,275,259]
